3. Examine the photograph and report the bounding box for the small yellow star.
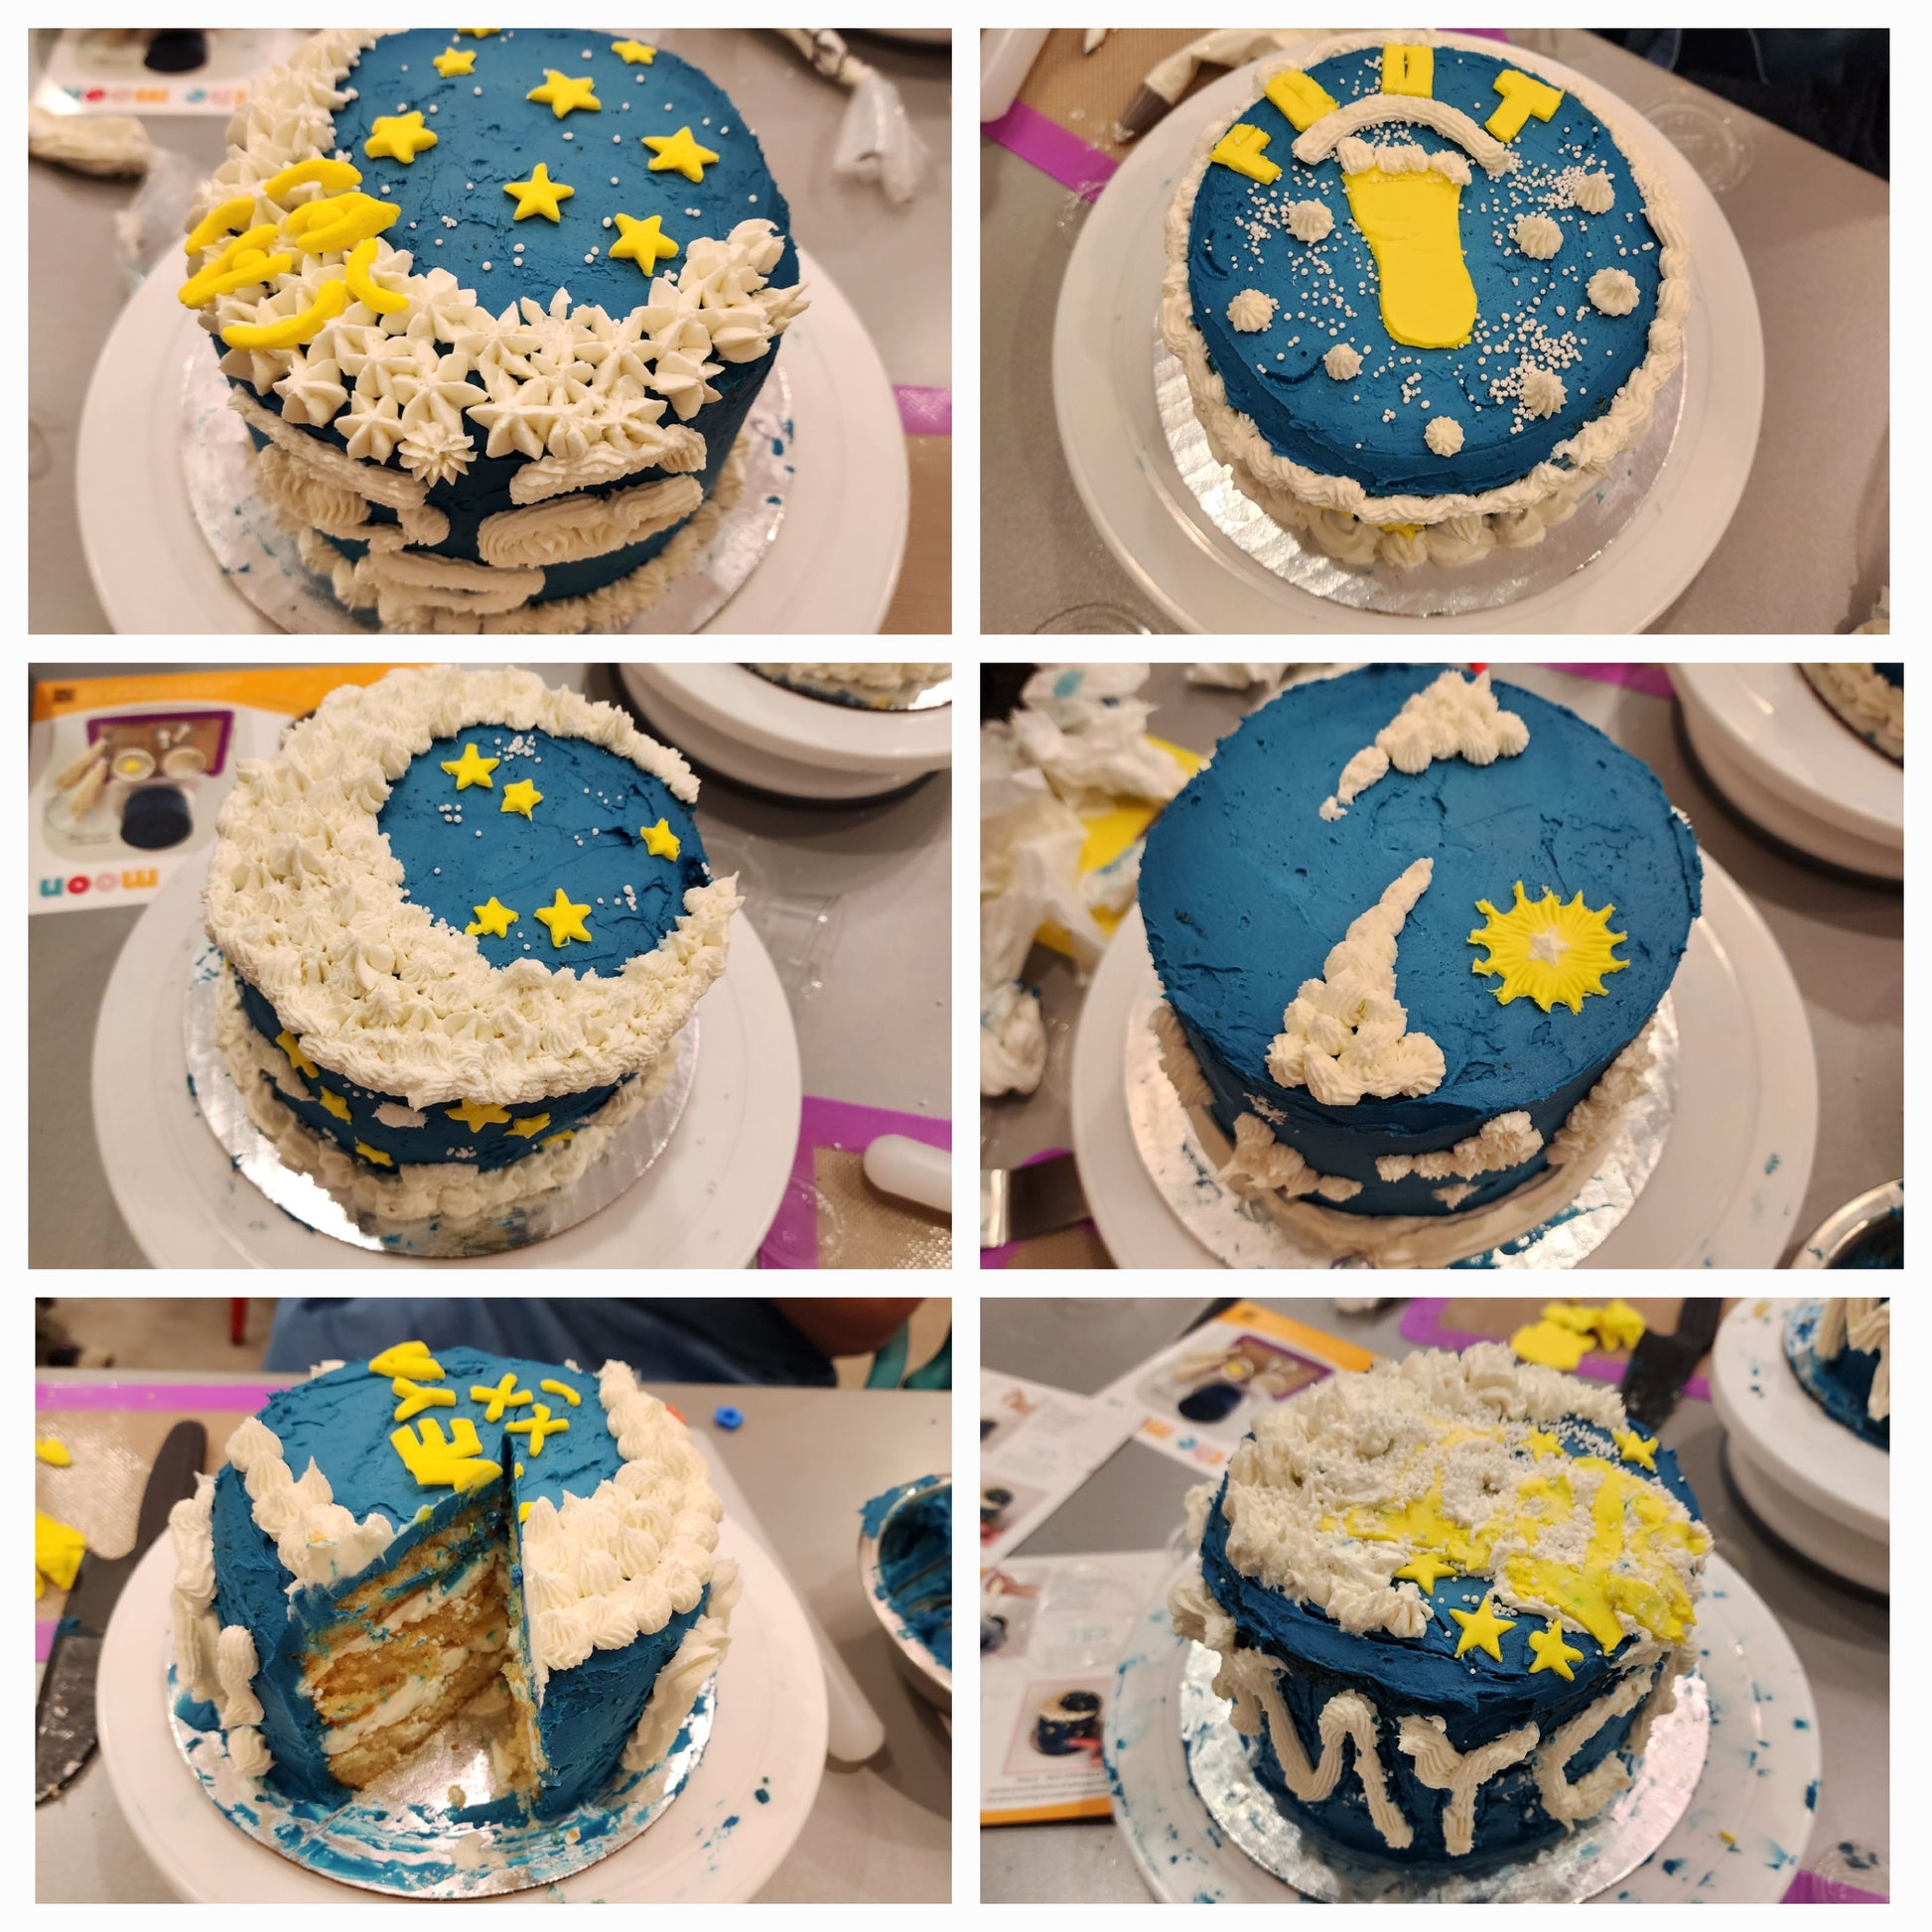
[609,210,678,272]
[500,779,543,818]
[319,1088,351,1123]
[611,39,655,65]
[527,69,602,119]
[1393,1551,1456,1591]
[467,897,518,938]
[354,1141,394,1168]
[540,1130,577,1149]
[1448,1592,1517,1663]
[433,47,476,77]
[1523,1429,1564,1458]
[458,27,499,36]
[508,1113,553,1140]
[276,1031,319,1079]
[364,112,439,165]
[643,124,719,184]
[639,817,681,860]
[504,162,575,222]
[1526,1619,1586,1681]
[441,742,499,790]
[1612,1428,1658,1472]
[533,889,592,947]
[446,1097,511,1133]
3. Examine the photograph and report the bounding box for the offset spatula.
[1618,1300,1724,1433]
[37,1419,206,1804]
[980,1151,1089,1248]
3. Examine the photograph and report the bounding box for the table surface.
[979,663,1901,1265]
[29,28,952,635]
[28,661,951,1269]
[980,29,1888,634]
[977,1298,1888,1904]
[35,1373,951,1904]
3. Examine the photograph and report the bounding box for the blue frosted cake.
[179,29,805,631]
[863,1476,952,1675]
[168,1341,739,1820]
[1142,667,1700,1226]
[205,666,738,1228]
[1785,1299,1889,1449]
[1802,664,1903,762]
[1170,1345,1708,1869]
[1161,31,1688,570]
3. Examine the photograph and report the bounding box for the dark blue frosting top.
[1187,43,1665,496]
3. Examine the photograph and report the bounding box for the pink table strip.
[982,98,1117,201]
[895,385,952,435]
[37,1380,297,1412]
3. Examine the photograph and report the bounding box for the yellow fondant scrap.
[433,47,477,77]
[466,898,518,940]
[643,124,719,183]
[35,1438,72,1468]
[504,162,575,222]
[1511,1318,1592,1371]
[446,1097,511,1133]
[184,195,259,255]
[1595,1300,1646,1350]
[533,890,591,948]
[276,1031,319,1079]
[539,1131,576,1149]
[370,1340,445,1379]
[472,1374,534,1423]
[1526,1618,1585,1680]
[611,39,655,66]
[515,1462,525,1477]
[354,1140,394,1168]
[639,817,681,860]
[1342,163,1474,348]
[538,1379,582,1407]
[1380,43,1435,97]
[442,743,500,790]
[1262,69,1340,132]
[282,192,400,257]
[508,1113,553,1140]
[459,27,498,36]
[319,1088,352,1123]
[344,236,409,316]
[1208,122,1281,185]
[1612,1429,1659,1473]
[392,1375,457,1422]
[364,111,440,164]
[1485,69,1564,142]
[1540,1303,1599,1335]
[499,779,543,819]
[1469,882,1628,1013]
[221,277,349,351]
[1448,1592,1517,1662]
[1392,1550,1456,1590]
[261,157,361,202]
[609,210,679,272]
[416,1505,432,1523]
[179,224,293,307]
[1522,1429,1564,1459]
[528,69,602,119]
[517,1500,532,1524]
[35,1511,86,1593]
[505,1404,570,1455]
[391,1416,500,1491]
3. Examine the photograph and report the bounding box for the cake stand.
[1106,1551,1815,1903]
[1708,1299,1889,1592]
[621,665,952,802]
[1052,33,1764,632]
[92,860,801,1269]
[98,1520,827,1901]
[1069,854,1817,1268]
[75,246,905,635]
[1674,665,1904,880]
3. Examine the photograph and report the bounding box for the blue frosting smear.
[1784,1302,1889,1449]
[1188,44,1664,496]
[1141,667,1702,1215]
[865,1475,952,1671]
[377,724,709,978]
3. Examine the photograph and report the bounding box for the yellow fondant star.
[505,1403,571,1454]
[433,47,477,77]
[1393,1551,1457,1591]
[354,1141,394,1168]
[370,1340,444,1379]
[538,1378,582,1407]
[499,779,543,819]
[609,210,679,272]
[467,897,519,939]
[364,111,439,165]
[527,69,602,118]
[1526,1619,1585,1681]
[446,1097,511,1133]
[276,1031,319,1079]
[1448,1592,1517,1663]
[458,27,499,37]
[540,1130,576,1149]
[1522,1429,1564,1459]
[533,889,592,947]
[508,1113,553,1140]
[639,817,681,860]
[1612,1428,1659,1472]
[392,1376,456,1422]
[643,124,719,183]
[319,1087,351,1123]
[611,39,655,65]
[471,1373,534,1423]
[504,162,575,222]
[442,742,499,790]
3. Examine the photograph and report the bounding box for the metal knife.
[36,1419,206,1805]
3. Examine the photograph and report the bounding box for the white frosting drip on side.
[1513,212,1563,259]
[476,475,701,570]
[216,1624,266,1727]
[1398,1715,1541,1858]
[228,1725,275,1778]
[1151,1002,1214,1109]
[223,1415,394,1590]
[621,1557,742,1785]
[169,1473,223,1709]
[1226,288,1278,333]
[1376,1111,1542,1183]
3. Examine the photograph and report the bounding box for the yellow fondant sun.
[1468,881,1628,1014]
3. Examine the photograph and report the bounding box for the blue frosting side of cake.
[1141,667,1701,1216]
[1187,44,1663,497]
[1784,1302,1889,1449]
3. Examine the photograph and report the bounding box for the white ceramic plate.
[1051,33,1764,633]
[75,247,905,635]
[1071,855,1817,1268]
[98,1521,827,1902]
[92,859,801,1269]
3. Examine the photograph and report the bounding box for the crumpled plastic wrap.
[1185,663,1288,689]
[779,29,930,205]
[1011,664,1188,810]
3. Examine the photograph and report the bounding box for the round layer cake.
[1170,1345,1709,1868]
[1801,663,1903,762]
[204,665,738,1227]
[1141,667,1701,1218]
[178,29,805,631]
[1161,31,1687,571]
[1784,1298,1890,1449]
[169,1340,738,1821]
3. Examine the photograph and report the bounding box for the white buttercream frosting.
[1513,212,1563,259]
[1266,859,1446,1105]
[1569,170,1616,213]
[1425,416,1464,458]
[1401,1716,1540,1858]
[1518,363,1568,419]
[1152,1002,1214,1110]
[621,1557,742,1785]
[224,1415,394,1590]
[1322,343,1362,381]
[1293,89,1518,178]
[1816,1298,1889,1419]
[216,1625,266,1727]
[1319,671,1529,819]
[1547,1020,1656,1169]
[1226,288,1278,333]
[1220,1112,1362,1203]
[475,475,701,570]
[1286,200,1333,243]
[1587,266,1640,316]
[1376,1110,1542,1183]
[1802,663,1904,759]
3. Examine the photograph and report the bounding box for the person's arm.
[770,1298,926,1361]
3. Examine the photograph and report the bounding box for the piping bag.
[775,29,930,205]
